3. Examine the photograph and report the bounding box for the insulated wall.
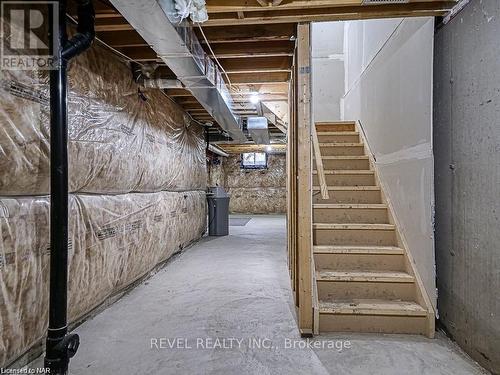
[342,17,436,308]
[0,191,206,366]
[207,154,286,214]
[434,1,500,372]
[0,33,207,366]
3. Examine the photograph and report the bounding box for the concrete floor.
[32,215,488,374]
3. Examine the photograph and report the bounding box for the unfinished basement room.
[0,0,498,374]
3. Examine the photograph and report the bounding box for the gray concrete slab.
[30,215,488,374]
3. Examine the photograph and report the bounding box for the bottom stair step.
[318,299,430,335]
[319,300,427,317]
[316,270,414,283]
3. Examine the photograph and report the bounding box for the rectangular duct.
[109,0,246,142]
[247,117,270,145]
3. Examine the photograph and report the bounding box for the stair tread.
[314,245,404,255]
[316,121,356,125]
[313,186,380,191]
[316,131,359,135]
[313,203,387,209]
[319,142,363,147]
[313,170,374,175]
[319,299,426,316]
[313,223,395,230]
[319,156,369,160]
[317,270,414,283]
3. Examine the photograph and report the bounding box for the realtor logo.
[0,1,58,70]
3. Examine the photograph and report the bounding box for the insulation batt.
[0,43,207,195]
[0,191,207,366]
[208,154,286,214]
[0,19,208,367]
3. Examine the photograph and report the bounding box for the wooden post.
[286,72,295,293]
[296,22,313,336]
[287,45,299,302]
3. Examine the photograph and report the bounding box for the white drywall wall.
[343,17,436,308]
[312,22,345,121]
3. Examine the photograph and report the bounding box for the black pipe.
[45,1,94,373]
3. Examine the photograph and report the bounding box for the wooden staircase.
[311,121,434,337]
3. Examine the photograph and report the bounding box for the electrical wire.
[66,14,145,67]
[196,23,233,89]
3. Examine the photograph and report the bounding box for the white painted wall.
[312,22,345,121]
[343,17,436,308]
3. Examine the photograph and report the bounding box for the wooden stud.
[296,22,313,336]
[287,53,298,301]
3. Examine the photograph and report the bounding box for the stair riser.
[320,146,365,156]
[314,228,397,246]
[317,281,415,301]
[312,190,382,204]
[316,123,355,132]
[313,208,388,224]
[319,314,428,335]
[314,253,405,271]
[313,174,375,186]
[319,158,370,170]
[317,134,360,143]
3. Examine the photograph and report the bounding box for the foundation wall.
[208,154,286,214]
[434,1,500,372]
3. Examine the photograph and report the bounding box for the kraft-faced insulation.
[0,191,206,366]
[208,154,286,214]
[0,44,206,195]
[0,31,208,367]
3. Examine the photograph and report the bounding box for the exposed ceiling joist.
[165,89,192,97]
[97,30,147,47]
[215,143,287,154]
[221,56,293,73]
[207,41,295,58]
[227,72,291,84]
[231,94,288,102]
[195,23,296,43]
[203,1,456,26]
[206,0,444,13]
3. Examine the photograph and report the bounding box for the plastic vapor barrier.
[209,154,286,214]
[0,191,206,366]
[0,44,206,195]
[0,32,208,366]
[227,187,286,214]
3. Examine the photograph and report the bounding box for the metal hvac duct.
[109,0,246,142]
[247,117,270,145]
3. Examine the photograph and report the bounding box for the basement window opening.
[241,152,267,170]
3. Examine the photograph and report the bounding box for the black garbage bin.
[207,187,230,236]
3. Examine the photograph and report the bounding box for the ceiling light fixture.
[250,93,260,104]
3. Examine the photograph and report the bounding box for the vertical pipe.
[44,1,79,373]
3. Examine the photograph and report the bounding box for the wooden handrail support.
[312,123,329,199]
